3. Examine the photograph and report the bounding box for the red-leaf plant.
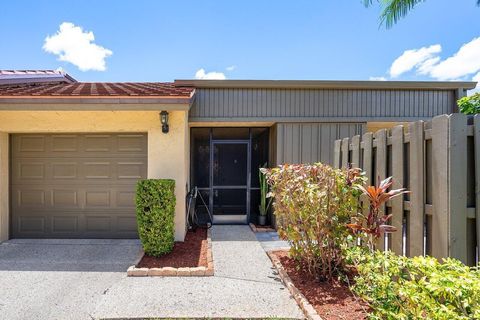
[347,176,409,252]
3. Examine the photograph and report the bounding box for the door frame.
[209,139,251,223]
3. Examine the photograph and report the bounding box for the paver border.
[127,228,214,277]
[249,222,276,233]
[267,251,323,320]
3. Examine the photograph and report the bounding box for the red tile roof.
[0,82,194,98]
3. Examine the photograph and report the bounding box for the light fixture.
[160,111,169,134]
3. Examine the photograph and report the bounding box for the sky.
[1,0,479,91]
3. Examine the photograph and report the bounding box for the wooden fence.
[333,114,478,266]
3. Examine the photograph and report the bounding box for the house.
[0,72,476,241]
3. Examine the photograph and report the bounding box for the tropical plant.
[347,176,409,252]
[263,163,364,281]
[258,164,273,217]
[364,0,480,28]
[458,93,480,115]
[345,247,480,319]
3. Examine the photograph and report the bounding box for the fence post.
[341,137,350,168]
[474,115,480,265]
[362,132,374,219]
[351,135,361,168]
[333,140,341,168]
[448,114,469,264]
[362,132,373,185]
[375,129,387,251]
[431,115,449,259]
[391,125,404,255]
[408,121,425,257]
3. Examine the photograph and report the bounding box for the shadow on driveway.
[0,239,142,272]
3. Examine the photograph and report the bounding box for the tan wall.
[0,111,189,241]
[366,122,408,133]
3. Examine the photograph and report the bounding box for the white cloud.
[43,22,112,72]
[226,65,236,71]
[389,44,441,78]
[369,76,387,81]
[195,68,226,80]
[421,37,480,80]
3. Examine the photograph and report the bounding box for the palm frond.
[381,0,426,28]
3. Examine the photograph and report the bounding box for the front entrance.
[190,128,269,224]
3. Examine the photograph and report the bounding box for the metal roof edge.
[174,79,478,90]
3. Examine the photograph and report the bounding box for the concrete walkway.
[0,226,303,319]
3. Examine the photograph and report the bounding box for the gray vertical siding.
[275,123,365,165]
[189,88,456,121]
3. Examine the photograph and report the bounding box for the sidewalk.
[93,225,303,319]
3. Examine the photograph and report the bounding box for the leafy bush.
[346,247,480,319]
[458,93,480,115]
[263,163,364,281]
[135,179,176,256]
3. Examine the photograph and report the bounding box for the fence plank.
[391,125,405,255]
[375,129,387,251]
[475,115,480,265]
[341,137,350,168]
[351,135,361,168]
[408,121,425,257]
[449,114,469,264]
[362,132,373,185]
[362,132,374,218]
[333,140,341,168]
[431,115,449,259]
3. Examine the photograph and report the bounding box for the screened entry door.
[211,141,249,224]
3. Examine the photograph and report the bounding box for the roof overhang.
[175,79,478,90]
[0,94,195,111]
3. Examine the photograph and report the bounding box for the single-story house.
[0,70,476,241]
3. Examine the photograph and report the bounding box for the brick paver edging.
[267,251,323,320]
[249,222,276,233]
[127,228,214,277]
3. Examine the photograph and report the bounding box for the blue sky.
[1,0,479,87]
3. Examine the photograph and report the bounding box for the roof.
[0,82,194,97]
[174,79,478,90]
[0,82,195,109]
[0,70,77,85]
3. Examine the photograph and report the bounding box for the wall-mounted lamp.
[160,111,169,134]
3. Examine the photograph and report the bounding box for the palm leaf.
[364,0,426,28]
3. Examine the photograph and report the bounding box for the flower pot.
[258,215,267,226]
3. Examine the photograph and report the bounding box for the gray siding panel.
[275,123,365,165]
[190,88,455,121]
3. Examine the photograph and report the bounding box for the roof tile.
[0,82,194,98]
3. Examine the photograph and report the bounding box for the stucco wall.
[0,111,189,241]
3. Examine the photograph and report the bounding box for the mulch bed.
[272,250,369,320]
[137,228,208,268]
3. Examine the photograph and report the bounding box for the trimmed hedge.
[135,179,176,256]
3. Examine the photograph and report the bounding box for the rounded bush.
[135,179,176,256]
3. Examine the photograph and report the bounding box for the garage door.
[10,133,147,238]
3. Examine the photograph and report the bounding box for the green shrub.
[458,93,480,115]
[263,163,364,281]
[135,179,176,256]
[346,247,480,319]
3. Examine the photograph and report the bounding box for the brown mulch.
[137,228,208,268]
[272,250,369,320]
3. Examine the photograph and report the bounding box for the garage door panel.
[11,133,147,238]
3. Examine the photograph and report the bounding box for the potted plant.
[258,165,273,226]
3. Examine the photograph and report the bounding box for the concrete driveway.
[0,227,303,320]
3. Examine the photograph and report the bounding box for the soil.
[272,250,369,320]
[137,228,208,268]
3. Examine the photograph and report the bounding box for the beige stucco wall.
[0,110,189,241]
